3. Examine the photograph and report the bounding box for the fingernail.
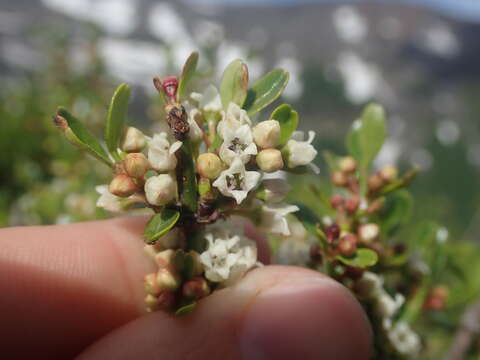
[240,275,371,360]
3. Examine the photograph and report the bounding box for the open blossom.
[385,321,421,357]
[275,221,311,266]
[199,226,257,284]
[217,102,252,138]
[147,132,182,173]
[213,158,261,204]
[190,84,223,113]
[262,177,290,203]
[261,203,299,236]
[376,292,404,318]
[284,130,318,170]
[219,124,257,165]
[95,185,124,212]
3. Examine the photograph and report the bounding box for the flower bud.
[108,174,138,197]
[253,120,281,149]
[256,149,284,173]
[122,127,146,153]
[182,277,210,299]
[145,292,176,312]
[156,268,180,291]
[345,195,360,213]
[144,273,161,296]
[338,233,358,256]
[379,165,398,183]
[155,249,176,269]
[144,174,177,206]
[325,224,341,244]
[339,156,357,173]
[144,294,160,312]
[331,171,348,187]
[367,173,384,192]
[330,195,344,210]
[197,153,223,179]
[124,153,150,178]
[358,223,380,244]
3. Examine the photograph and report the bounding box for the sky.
[183,0,480,22]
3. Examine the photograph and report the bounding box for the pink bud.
[162,76,178,100]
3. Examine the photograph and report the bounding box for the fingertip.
[239,266,372,360]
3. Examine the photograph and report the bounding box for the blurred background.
[2,0,479,240]
[1,0,480,356]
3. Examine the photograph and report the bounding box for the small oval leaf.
[220,59,249,108]
[177,51,199,101]
[336,248,378,268]
[243,69,289,115]
[56,107,112,167]
[346,103,386,171]
[175,302,196,317]
[144,209,180,244]
[105,83,131,158]
[270,104,299,146]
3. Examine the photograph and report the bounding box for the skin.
[0,216,372,360]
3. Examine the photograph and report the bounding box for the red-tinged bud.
[345,195,360,213]
[109,174,138,197]
[156,268,180,291]
[325,224,341,244]
[331,171,348,187]
[423,286,448,311]
[330,195,344,209]
[338,233,358,256]
[53,115,68,131]
[162,76,178,100]
[182,277,210,300]
[145,291,176,312]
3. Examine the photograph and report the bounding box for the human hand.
[0,217,371,359]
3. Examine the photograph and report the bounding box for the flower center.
[226,173,244,190]
[228,137,247,153]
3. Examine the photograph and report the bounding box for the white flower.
[386,321,421,357]
[355,271,384,298]
[262,177,290,203]
[95,185,124,212]
[284,130,318,170]
[217,102,252,138]
[144,173,177,206]
[274,221,311,266]
[188,109,204,142]
[376,292,404,318]
[260,203,299,236]
[219,124,257,165]
[213,158,261,204]
[200,226,257,284]
[147,132,182,173]
[191,84,223,113]
[253,120,281,149]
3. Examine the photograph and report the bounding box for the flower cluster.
[54,52,317,315]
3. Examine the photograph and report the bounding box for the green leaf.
[175,302,196,317]
[336,248,378,268]
[56,107,112,167]
[177,52,199,101]
[380,190,413,235]
[270,104,298,146]
[143,209,180,244]
[220,59,249,109]
[346,103,386,171]
[243,69,289,115]
[105,83,131,159]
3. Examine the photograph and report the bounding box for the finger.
[0,216,154,359]
[78,266,372,360]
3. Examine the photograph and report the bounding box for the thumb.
[77,266,372,360]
